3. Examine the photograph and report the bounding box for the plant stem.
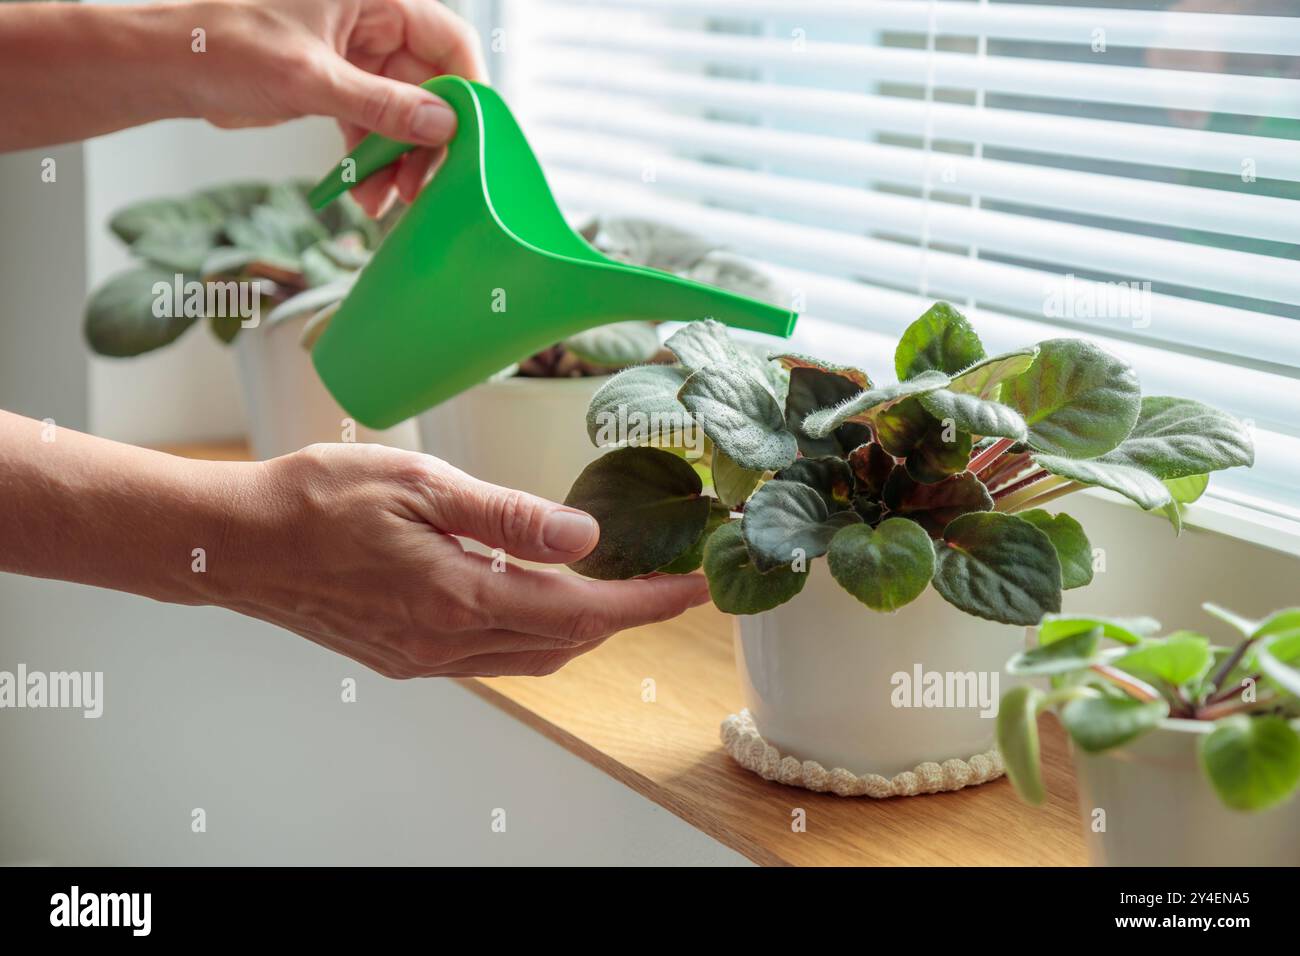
[1203,672,1261,708]
[968,437,1015,475]
[1089,664,1163,703]
[993,475,1070,512]
[1207,636,1257,696]
[991,468,1048,501]
[983,452,1034,492]
[995,478,1084,514]
[1195,692,1279,722]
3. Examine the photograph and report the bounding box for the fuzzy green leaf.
[1088,396,1255,481]
[563,321,661,368]
[948,348,1039,401]
[1003,339,1142,458]
[678,364,797,472]
[565,447,710,580]
[827,518,935,612]
[703,521,807,614]
[740,480,862,573]
[918,388,1028,442]
[802,370,950,440]
[1032,453,1172,511]
[932,512,1062,626]
[895,302,986,381]
[1037,614,1158,647]
[586,365,691,447]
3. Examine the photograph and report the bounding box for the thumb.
[427,470,600,564]
[318,60,458,147]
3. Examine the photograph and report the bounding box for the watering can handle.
[307,77,461,210]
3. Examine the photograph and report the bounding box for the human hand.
[183,0,487,216]
[219,444,711,678]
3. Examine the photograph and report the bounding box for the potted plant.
[998,605,1300,865]
[84,180,419,459]
[414,217,783,502]
[561,302,1255,786]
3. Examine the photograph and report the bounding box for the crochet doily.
[721,709,1005,797]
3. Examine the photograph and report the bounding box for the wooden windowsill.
[161,441,1088,866]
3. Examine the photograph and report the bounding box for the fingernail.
[543,510,597,553]
[410,100,456,144]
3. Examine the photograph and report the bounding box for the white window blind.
[490,0,1300,519]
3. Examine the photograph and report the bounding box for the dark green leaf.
[565,447,711,580]
[83,266,198,357]
[703,521,807,614]
[827,518,935,612]
[678,364,797,472]
[881,469,993,537]
[781,360,872,456]
[740,480,862,572]
[773,456,854,511]
[1003,339,1142,458]
[894,301,986,381]
[1017,509,1093,590]
[658,502,732,575]
[848,441,894,500]
[932,512,1062,626]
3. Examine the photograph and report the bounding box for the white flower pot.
[417,375,608,503]
[1072,718,1300,866]
[733,562,1024,778]
[234,315,420,461]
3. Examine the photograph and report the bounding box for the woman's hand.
[219,444,711,678]
[0,0,486,215]
[184,0,488,216]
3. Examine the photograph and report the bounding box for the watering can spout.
[305,76,798,429]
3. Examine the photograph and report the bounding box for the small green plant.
[998,605,1300,812]
[84,180,389,355]
[563,303,1255,625]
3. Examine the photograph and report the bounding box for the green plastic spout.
[307,76,797,429]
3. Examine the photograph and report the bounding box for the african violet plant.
[85,180,390,356]
[998,605,1300,811]
[563,302,1255,625]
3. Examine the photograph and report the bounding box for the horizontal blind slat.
[548,168,1300,371]
[540,0,1300,56]
[532,68,1300,181]
[529,94,1300,242]
[536,27,1300,117]
[537,133,1300,306]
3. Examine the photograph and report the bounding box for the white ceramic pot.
[417,375,608,503]
[734,562,1024,778]
[1072,718,1300,866]
[234,315,421,461]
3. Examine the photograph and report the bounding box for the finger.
[396,0,490,81]
[316,59,458,147]
[395,146,442,203]
[421,463,600,564]
[457,552,712,642]
[353,166,398,218]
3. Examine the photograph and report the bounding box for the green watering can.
[306,75,798,429]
